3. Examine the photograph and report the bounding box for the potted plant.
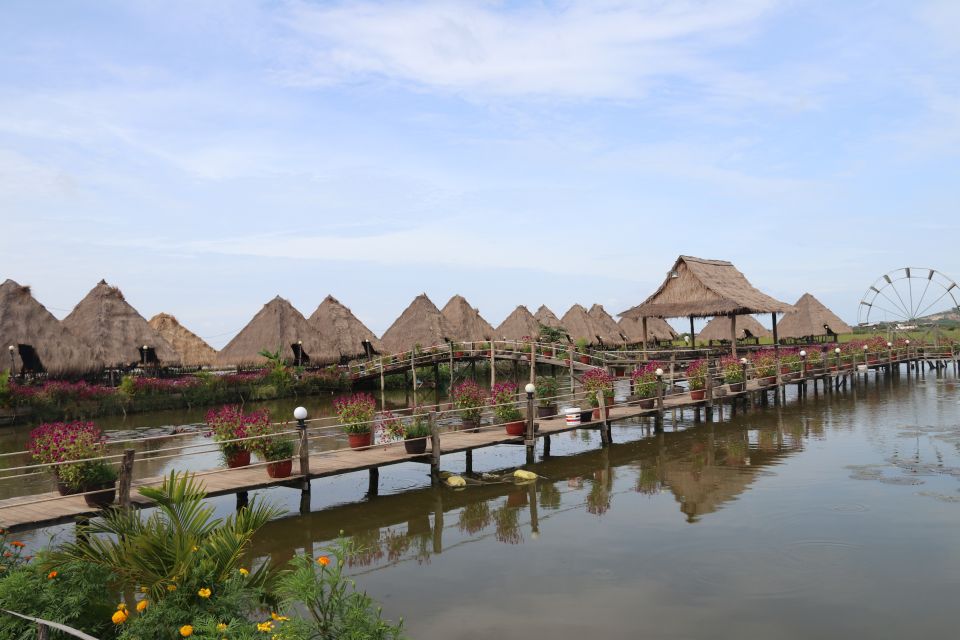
[249,419,295,478]
[687,359,708,400]
[721,356,745,392]
[575,338,591,364]
[451,380,486,431]
[205,405,266,468]
[61,458,118,507]
[491,382,524,436]
[535,376,559,417]
[780,350,802,379]
[750,350,777,385]
[582,369,614,420]
[334,392,377,449]
[29,421,118,506]
[403,409,432,454]
[630,362,660,409]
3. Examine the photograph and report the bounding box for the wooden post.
[772,313,780,406]
[490,341,496,389]
[655,373,664,432]
[525,387,535,446]
[449,343,455,391]
[37,623,49,640]
[367,468,379,497]
[730,315,738,358]
[379,357,386,407]
[465,449,473,474]
[568,341,574,391]
[597,390,608,444]
[411,351,418,407]
[118,448,135,508]
[299,423,310,489]
[429,411,440,485]
[689,316,696,349]
[642,316,648,353]
[530,343,536,384]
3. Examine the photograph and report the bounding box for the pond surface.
[15,369,960,639]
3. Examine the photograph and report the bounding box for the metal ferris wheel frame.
[857,267,959,326]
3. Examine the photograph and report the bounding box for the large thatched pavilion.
[618,315,677,344]
[619,256,791,355]
[560,304,604,345]
[698,314,771,344]
[496,305,540,341]
[216,296,335,367]
[149,313,217,367]
[588,304,625,345]
[0,279,96,374]
[776,293,852,341]
[63,280,177,368]
[440,295,495,343]
[308,295,383,361]
[534,305,562,328]
[380,294,455,354]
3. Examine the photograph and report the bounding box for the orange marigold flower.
[270,612,289,621]
[217,623,228,632]
[111,610,128,625]
[197,588,211,599]
[317,555,330,567]
[137,600,148,612]
[166,584,177,592]
[180,624,193,637]
[47,571,57,579]
[239,567,249,576]
[10,541,24,548]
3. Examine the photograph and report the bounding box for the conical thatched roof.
[308,295,383,360]
[440,295,494,343]
[216,296,336,366]
[620,256,791,319]
[0,279,97,374]
[588,304,625,344]
[534,305,562,328]
[698,315,772,342]
[561,304,604,345]
[617,315,678,343]
[776,293,853,339]
[62,280,177,367]
[495,305,540,341]
[148,313,217,367]
[380,293,455,354]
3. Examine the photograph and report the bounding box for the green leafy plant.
[575,338,589,353]
[581,369,614,407]
[490,383,522,423]
[720,356,744,383]
[630,362,660,398]
[687,359,709,390]
[334,393,377,435]
[535,376,559,406]
[206,405,269,459]
[749,350,777,377]
[537,324,566,344]
[0,369,11,408]
[451,380,486,421]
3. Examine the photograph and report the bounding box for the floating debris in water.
[917,491,960,503]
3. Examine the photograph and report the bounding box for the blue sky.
[2,0,958,347]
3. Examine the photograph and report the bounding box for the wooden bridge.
[0,345,955,533]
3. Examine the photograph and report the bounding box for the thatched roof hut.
[588,304,625,345]
[534,305,562,328]
[698,315,771,342]
[216,296,335,367]
[495,305,540,341]
[380,294,455,354]
[440,295,495,343]
[308,295,383,360]
[62,280,177,367]
[620,256,790,320]
[148,313,217,367]
[618,315,678,343]
[776,293,852,339]
[0,279,97,374]
[560,304,604,345]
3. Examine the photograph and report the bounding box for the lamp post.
[294,406,309,483]
[7,345,15,377]
[142,344,148,366]
[524,382,536,442]
[297,340,303,367]
[835,346,842,371]
[799,350,807,379]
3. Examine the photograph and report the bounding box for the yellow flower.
[180,624,193,637]
[191,545,199,552]
[111,610,128,625]
[137,600,148,612]
[197,587,212,599]
[270,612,289,621]
[256,620,274,632]
[139,586,148,593]
[167,584,178,592]
[239,567,249,576]
[116,603,128,612]
[217,623,228,631]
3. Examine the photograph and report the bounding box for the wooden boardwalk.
[1,353,952,533]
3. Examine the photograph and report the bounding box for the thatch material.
[697,315,771,342]
[534,305,562,328]
[617,315,678,343]
[308,295,383,360]
[440,295,495,343]
[495,305,541,341]
[776,293,853,339]
[63,280,177,367]
[216,296,336,366]
[588,304,626,344]
[0,279,97,374]
[620,256,791,319]
[380,293,456,354]
[148,313,217,367]
[560,304,604,345]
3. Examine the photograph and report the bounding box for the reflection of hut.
[216,296,334,366]
[588,304,625,345]
[698,315,771,344]
[619,256,790,355]
[560,304,604,345]
[148,313,217,367]
[308,295,383,361]
[618,315,677,344]
[495,305,540,341]
[776,293,852,341]
[380,294,455,354]
[0,279,96,374]
[440,295,495,343]
[63,280,177,367]
[534,305,562,328]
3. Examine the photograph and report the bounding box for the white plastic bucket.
[564,407,582,426]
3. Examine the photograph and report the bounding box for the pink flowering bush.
[581,369,614,406]
[28,420,116,491]
[205,405,270,457]
[749,350,777,377]
[451,380,486,421]
[687,359,709,390]
[490,382,522,422]
[334,393,377,434]
[630,362,661,398]
[720,355,744,382]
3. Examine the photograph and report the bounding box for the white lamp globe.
[655,368,664,377]
[524,383,536,394]
[293,406,308,421]
[835,347,841,354]
[887,341,893,348]
[799,350,807,357]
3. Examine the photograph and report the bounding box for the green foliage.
[0,370,10,408]
[535,376,559,406]
[537,324,566,344]
[574,338,589,352]
[275,540,404,640]
[58,458,118,492]
[118,375,136,398]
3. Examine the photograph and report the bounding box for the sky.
[1,0,959,348]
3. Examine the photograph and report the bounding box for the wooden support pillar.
[465,449,473,475]
[429,412,440,485]
[411,351,418,407]
[730,314,738,358]
[299,487,311,515]
[655,373,664,432]
[367,468,379,497]
[118,448,135,508]
[432,494,443,554]
[689,316,696,349]
[298,423,310,491]
[449,343,455,390]
[236,491,248,512]
[642,316,648,353]
[379,357,386,407]
[543,434,551,458]
[490,341,496,388]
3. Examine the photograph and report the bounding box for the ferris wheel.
[857,268,959,326]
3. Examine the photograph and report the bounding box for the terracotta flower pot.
[690,389,706,401]
[579,356,590,365]
[727,382,744,392]
[504,421,526,436]
[266,459,293,478]
[404,438,427,454]
[761,376,777,386]
[83,482,116,508]
[537,404,557,418]
[638,398,655,410]
[226,451,251,468]
[460,417,480,432]
[592,406,610,421]
[348,432,372,449]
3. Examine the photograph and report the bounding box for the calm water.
[14,368,960,639]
